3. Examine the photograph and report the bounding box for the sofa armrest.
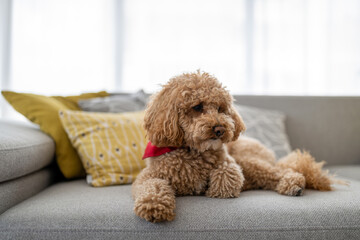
[0,120,55,183]
[0,166,57,215]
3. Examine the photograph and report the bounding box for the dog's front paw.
[276,171,306,196]
[206,162,244,198]
[133,178,176,223]
[134,193,175,223]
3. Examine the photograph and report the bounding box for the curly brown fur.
[132,70,341,223]
[277,150,348,191]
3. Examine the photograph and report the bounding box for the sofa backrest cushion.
[233,96,360,166]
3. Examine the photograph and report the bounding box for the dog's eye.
[218,106,225,113]
[192,103,203,112]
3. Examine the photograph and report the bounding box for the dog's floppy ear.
[143,88,184,147]
[229,105,246,141]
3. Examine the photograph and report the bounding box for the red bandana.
[142,142,178,160]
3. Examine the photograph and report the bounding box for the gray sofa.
[0,95,359,240]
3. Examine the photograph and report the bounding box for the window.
[1,0,360,118]
[9,0,116,95]
[121,0,360,95]
[121,0,246,93]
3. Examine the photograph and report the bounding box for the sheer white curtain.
[1,0,116,118]
[251,0,360,95]
[1,0,360,118]
[122,0,360,95]
[121,0,246,93]
[0,0,12,118]
[9,0,116,95]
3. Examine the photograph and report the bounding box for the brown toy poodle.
[132,71,342,223]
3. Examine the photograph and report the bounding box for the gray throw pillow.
[234,104,292,159]
[78,90,148,113]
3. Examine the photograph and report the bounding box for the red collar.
[142,142,178,160]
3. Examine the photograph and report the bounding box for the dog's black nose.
[213,125,225,137]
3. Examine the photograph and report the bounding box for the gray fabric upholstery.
[0,167,55,214]
[79,90,148,113]
[235,104,291,158]
[328,165,360,181]
[1,179,359,240]
[0,120,55,182]
[233,96,360,166]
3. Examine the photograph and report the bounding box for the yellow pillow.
[1,91,109,179]
[59,110,147,187]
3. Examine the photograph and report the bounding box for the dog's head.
[144,71,246,152]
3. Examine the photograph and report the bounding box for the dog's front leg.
[132,174,175,223]
[205,155,244,198]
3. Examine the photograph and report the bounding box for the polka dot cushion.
[59,110,147,186]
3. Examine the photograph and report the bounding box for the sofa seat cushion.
[0,120,55,182]
[0,179,359,240]
[328,165,360,181]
